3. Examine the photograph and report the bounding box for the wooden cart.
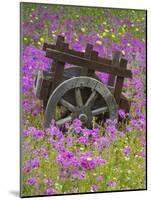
[34,35,132,128]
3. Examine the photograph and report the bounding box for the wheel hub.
[72,106,92,126]
[79,113,88,123]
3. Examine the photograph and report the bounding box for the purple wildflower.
[139,151,145,158]
[31,158,40,169]
[27,177,37,185]
[71,119,82,133]
[90,185,97,192]
[96,176,103,181]
[37,130,44,139]
[46,188,56,195]
[43,178,54,186]
[123,146,131,155]
[106,180,117,188]
[118,109,126,118]
[78,136,89,145]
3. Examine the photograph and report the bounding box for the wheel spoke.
[56,115,72,126]
[60,98,76,112]
[92,106,108,116]
[85,90,98,107]
[75,88,83,107]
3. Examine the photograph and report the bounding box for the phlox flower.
[139,151,145,158]
[27,177,38,185]
[90,185,97,192]
[96,176,103,181]
[118,109,126,118]
[46,188,57,195]
[106,180,117,188]
[123,146,131,155]
[31,158,40,169]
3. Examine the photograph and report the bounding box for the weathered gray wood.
[49,36,65,72]
[34,70,53,100]
[88,50,98,76]
[75,88,83,107]
[60,98,76,112]
[107,51,122,86]
[108,87,131,113]
[40,35,132,126]
[85,90,98,107]
[119,92,131,113]
[46,48,132,78]
[50,43,69,92]
[56,115,72,126]
[92,106,108,116]
[81,43,93,75]
[114,58,128,104]
[43,41,112,65]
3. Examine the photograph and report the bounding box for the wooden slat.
[43,43,84,57]
[114,58,128,104]
[43,43,53,51]
[43,43,112,65]
[107,51,122,86]
[52,61,65,87]
[97,57,112,65]
[51,43,69,91]
[43,36,65,102]
[89,50,98,76]
[91,51,99,60]
[119,92,131,113]
[46,48,132,78]
[81,44,93,75]
[50,36,65,72]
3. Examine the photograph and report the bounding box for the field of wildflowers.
[21,3,146,197]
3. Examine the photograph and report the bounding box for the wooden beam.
[107,51,122,86]
[43,43,112,65]
[81,43,93,75]
[50,43,68,91]
[114,59,128,104]
[89,50,99,76]
[46,48,132,78]
[50,36,65,72]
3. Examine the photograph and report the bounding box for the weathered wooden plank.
[88,50,99,76]
[51,43,69,92]
[108,86,131,113]
[43,43,85,57]
[97,57,112,65]
[43,35,64,51]
[46,48,132,78]
[52,61,65,86]
[43,42,112,65]
[43,43,53,51]
[43,36,66,98]
[81,44,93,75]
[114,58,128,104]
[107,51,122,86]
[50,36,65,72]
[119,92,131,113]
[91,51,99,60]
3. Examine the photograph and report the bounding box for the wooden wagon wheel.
[44,76,118,128]
[63,66,98,80]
